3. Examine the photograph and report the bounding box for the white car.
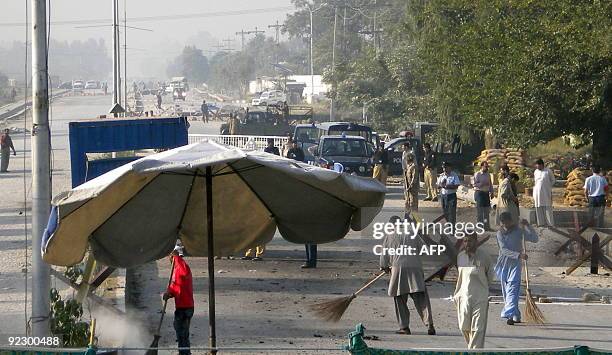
[251,90,286,106]
[72,80,84,91]
[85,80,99,89]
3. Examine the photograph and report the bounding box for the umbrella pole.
[205,166,217,354]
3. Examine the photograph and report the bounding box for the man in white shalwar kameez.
[533,159,556,226]
[454,234,495,349]
[380,216,436,335]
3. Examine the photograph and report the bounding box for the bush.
[49,288,90,347]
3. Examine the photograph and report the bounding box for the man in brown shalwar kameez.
[380,216,436,335]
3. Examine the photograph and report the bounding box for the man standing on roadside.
[584,165,608,227]
[372,142,389,185]
[1,129,17,173]
[423,143,438,201]
[286,140,305,162]
[163,244,194,355]
[403,151,419,217]
[201,100,209,123]
[285,141,315,268]
[437,162,460,226]
[264,138,280,156]
[473,161,494,231]
[533,158,556,227]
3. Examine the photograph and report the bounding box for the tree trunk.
[592,125,612,169]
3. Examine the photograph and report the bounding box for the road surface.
[0,95,611,353]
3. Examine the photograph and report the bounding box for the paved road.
[1,95,611,352]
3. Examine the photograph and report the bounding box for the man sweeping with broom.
[494,212,539,325]
[163,244,194,355]
[380,216,436,335]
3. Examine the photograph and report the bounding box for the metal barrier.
[188,134,289,151]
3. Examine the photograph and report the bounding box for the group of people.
[379,211,539,349]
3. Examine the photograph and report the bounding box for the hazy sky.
[0,0,294,77]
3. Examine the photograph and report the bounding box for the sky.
[0,0,294,78]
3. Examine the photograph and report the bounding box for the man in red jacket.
[163,244,194,355]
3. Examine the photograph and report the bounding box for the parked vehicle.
[173,87,187,101]
[72,80,84,91]
[294,122,378,163]
[313,135,373,176]
[384,136,422,177]
[252,90,286,106]
[85,80,99,89]
[58,81,72,89]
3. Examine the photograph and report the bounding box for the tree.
[414,0,612,164]
[167,45,210,84]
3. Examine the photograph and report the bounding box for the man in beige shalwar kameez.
[380,216,435,335]
[403,151,419,216]
[496,166,519,225]
[454,234,495,348]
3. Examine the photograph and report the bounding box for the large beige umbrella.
[42,140,386,350]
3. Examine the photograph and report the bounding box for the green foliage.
[295,0,611,164]
[64,265,83,285]
[167,46,210,84]
[49,288,90,347]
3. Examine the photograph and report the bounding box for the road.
[1,95,611,352]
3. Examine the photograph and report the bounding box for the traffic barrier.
[188,134,289,152]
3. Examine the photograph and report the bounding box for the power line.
[0,6,294,27]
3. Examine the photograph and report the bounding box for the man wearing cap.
[163,244,194,355]
[403,151,419,216]
[437,162,461,226]
[372,142,389,185]
[422,143,438,201]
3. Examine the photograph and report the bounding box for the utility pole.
[308,3,328,105]
[123,0,127,112]
[110,0,124,115]
[213,43,226,52]
[222,38,234,51]
[235,30,248,51]
[115,0,122,108]
[236,28,265,52]
[268,20,283,44]
[112,0,118,108]
[31,0,51,337]
[330,6,337,122]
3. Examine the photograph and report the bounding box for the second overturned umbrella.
[42,140,386,350]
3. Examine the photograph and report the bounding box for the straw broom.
[310,271,386,322]
[522,235,546,324]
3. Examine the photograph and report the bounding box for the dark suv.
[313,135,373,176]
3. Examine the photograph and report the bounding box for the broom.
[310,271,386,322]
[522,234,546,324]
[145,258,175,355]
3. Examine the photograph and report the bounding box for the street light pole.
[309,9,314,105]
[30,0,51,336]
[111,0,118,107]
[330,6,337,122]
[308,2,328,107]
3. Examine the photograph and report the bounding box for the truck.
[220,105,313,136]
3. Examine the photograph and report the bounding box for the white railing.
[188,134,289,151]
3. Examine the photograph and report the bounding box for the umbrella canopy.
[42,140,386,268]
